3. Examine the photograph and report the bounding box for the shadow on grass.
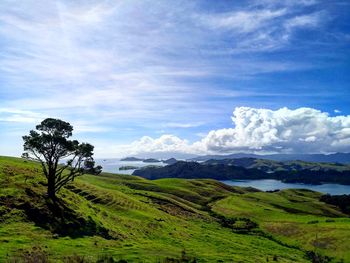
[17,188,111,239]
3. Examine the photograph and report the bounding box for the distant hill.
[120,157,144,161]
[163,158,177,165]
[142,158,161,163]
[204,158,350,172]
[190,152,350,164]
[133,160,350,185]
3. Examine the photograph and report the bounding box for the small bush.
[96,254,115,263]
[63,254,90,263]
[163,250,197,263]
[306,251,332,263]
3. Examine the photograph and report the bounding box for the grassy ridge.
[0,156,349,262]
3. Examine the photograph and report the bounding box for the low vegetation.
[1,156,349,262]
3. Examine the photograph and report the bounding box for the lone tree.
[23,118,102,200]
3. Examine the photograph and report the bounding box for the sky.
[0,0,349,158]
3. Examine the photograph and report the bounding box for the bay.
[222,179,350,195]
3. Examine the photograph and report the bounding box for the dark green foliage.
[96,254,116,263]
[306,251,332,263]
[307,220,319,224]
[320,194,350,214]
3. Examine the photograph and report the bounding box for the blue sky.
[0,0,349,158]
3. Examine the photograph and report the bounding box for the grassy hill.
[0,156,349,262]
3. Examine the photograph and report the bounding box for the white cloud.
[121,135,193,156]
[198,5,325,53]
[199,107,350,154]
[164,122,204,128]
[0,0,333,121]
[202,9,287,33]
[122,107,350,156]
[255,0,318,8]
[0,108,45,123]
[285,12,323,31]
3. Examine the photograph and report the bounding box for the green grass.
[0,156,349,262]
[211,189,350,262]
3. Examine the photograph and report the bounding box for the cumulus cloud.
[200,107,350,154]
[124,107,350,156]
[121,135,193,156]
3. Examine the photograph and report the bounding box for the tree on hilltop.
[22,118,102,200]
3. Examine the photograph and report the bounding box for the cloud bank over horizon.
[121,107,350,157]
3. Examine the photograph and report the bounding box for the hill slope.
[0,156,349,262]
[190,152,350,164]
[204,158,350,172]
[133,161,350,185]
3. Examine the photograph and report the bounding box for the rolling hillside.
[0,156,349,262]
[190,153,350,164]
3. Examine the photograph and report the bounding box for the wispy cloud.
[285,12,323,31]
[164,122,204,128]
[200,8,287,33]
[198,5,327,53]
[0,108,45,123]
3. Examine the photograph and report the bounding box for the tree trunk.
[47,174,56,201]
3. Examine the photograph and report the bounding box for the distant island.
[120,157,144,161]
[119,165,139,170]
[142,158,161,163]
[120,157,178,165]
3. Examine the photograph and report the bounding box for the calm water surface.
[222,179,350,195]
